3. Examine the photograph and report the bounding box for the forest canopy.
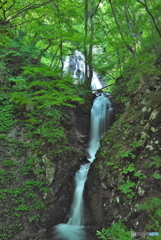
[0,0,161,94]
[0,1,161,239]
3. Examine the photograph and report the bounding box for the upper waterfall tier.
[63,50,102,90]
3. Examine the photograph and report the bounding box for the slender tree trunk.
[84,0,88,83]
[60,40,64,76]
[100,14,123,76]
[54,2,64,77]
[122,0,144,87]
[50,46,60,69]
[35,39,52,64]
[84,0,102,89]
[109,0,144,88]
[88,3,94,89]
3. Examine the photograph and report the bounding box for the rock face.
[0,99,91,240]
[1,81,161,239]
[85,86,161,233]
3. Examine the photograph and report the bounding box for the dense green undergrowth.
[0,39,88,239]
[0,134,52,239]
[96,220,134,240]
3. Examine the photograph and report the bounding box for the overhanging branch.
[92,83,115,91]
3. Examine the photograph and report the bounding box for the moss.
[90,193,103,223]
[0,130,53,239]
[147,90,161,106]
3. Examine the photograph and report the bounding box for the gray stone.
[145,89,151,94]
[138,187,145,196]
[42,154,56,184]
[46,164,56,184]
[146,145,154,150]
[101,182,107,189]
[151,127,156,132]
[149,109,158,120]
[142,106,147,112]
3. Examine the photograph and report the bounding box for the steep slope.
[0,97,92,240]
[86,80,161,237]
[0,49,93,239]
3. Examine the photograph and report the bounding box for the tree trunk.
[109,0,145,88]
[88,3,94,89]
[84,0,88,84]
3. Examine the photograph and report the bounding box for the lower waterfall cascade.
[45,51,113,240]
[46,93,113,240]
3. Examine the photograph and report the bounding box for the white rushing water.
[52,52,112,240]
[87,94,112,162]
[67,164,90,226]
[53,94,112,240]
[63,50,102,90]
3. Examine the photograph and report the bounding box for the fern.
[149,155,161,168]
[119,181,136,194]
[96,220,134,240]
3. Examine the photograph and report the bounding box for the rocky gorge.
[1,1,161,239]
[86,83,161,236]
[1,76,161,240]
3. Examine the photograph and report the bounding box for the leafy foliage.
[8,61,84,151]
[96,220,134,240]
[138,198,161,237]
[11,65,83,107]
[149,155,161,168]
[0,95,15,132]
[119,181,136,198]
[0,0,161,239]
[0,134,53,239]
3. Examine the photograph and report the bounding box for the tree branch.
[5,0,16,12]
[0,0,7,20]
[90,0,102,18]
[7,0,52,21]
[50,46,60,69]
[92,83,115,91]
[137,0,161,38]
[12,15,45,27]
[35,39,53,64]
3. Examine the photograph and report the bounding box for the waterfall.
[50,95,112,240]
[46,52,113,240]
[63,50,102,90]
[87,94,112,162]
[67,164,90,226]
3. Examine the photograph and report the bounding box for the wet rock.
[41,154,56,184]
[138,187,145,196]
[101,182,107,189]
[149,109,158,120]
[46,163,56,185]
[87,88,161,232]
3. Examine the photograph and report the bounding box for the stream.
[45,51,113,240]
